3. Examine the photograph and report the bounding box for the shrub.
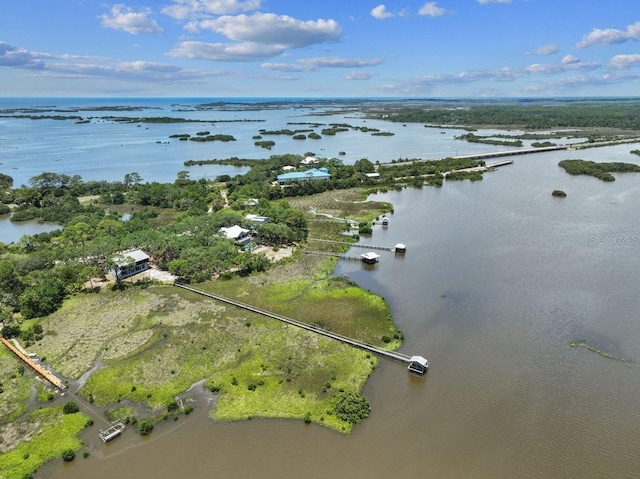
[61,449,76,462]
[62,402,80,414]
[332,392,371,424]
[139,420,154,436]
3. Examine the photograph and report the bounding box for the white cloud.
[577,21,640,48]
[528,44,559,56]
[371,5,396,20]
[162,0,261,20]
[262,56,383,72]
[100,4,163,34]
[0,42,105,69]
[609,54,640,70]
[168,41,285,61]
[418,2,447,17]
[301,57,383,69]
[0,42,45,69]
[0,41,229,83]
[44,60,227,83]
[380,57,603,94]
[477,0,511,4]
[260,62,308,73]
[195,13,342,48]
[523,60,599,75]
[346,70,377,80]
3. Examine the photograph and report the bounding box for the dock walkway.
[0,337,66,391]
[302,250,362,260]
[307,238,395,251]
[174,283,417,366]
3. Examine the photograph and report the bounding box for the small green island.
[558,159,640,181]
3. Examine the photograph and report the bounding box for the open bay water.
[1,99,639,478]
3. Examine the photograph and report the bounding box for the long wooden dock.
[174,283,421,367]
[0,337,66,391]
[307,238,395,251]
[302,250,363,260]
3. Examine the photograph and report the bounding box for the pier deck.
[99,421,126,442]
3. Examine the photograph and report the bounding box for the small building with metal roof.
[219,225,252,246]
[109,249,150,280]
[276,167,330,185]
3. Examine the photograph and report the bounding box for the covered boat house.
[360,252,380,264]
[408,356,429,375]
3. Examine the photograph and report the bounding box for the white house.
[245,214,269,224]
[243,198,259,207]
[219,225,252,246]
[109,249,150,280]
[300,156,319,166]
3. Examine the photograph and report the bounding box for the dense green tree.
[19,276,65,319]
[0,173,13,190]
[0,260,24,309]
[123,172,143,187]
[354,158,375,174]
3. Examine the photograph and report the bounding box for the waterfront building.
[219,225,252,246]
[276,167,331,185]
[109,249,150,280]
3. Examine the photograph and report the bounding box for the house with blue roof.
[276,167,330,186]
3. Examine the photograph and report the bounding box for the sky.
[1,0,640,98]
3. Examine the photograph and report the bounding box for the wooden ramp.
[0,337,66,391]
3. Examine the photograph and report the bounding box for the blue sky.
[1,0,640,97]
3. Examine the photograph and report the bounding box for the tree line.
[378,101,640,130]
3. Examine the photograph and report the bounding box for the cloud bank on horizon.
[1,0,640,97]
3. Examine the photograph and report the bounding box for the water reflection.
[0,215,60,244]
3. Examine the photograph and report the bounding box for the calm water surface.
[3,99,639,478]
[0,215,60,244]
[42,147,640,478]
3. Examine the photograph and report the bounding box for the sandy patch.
[252,245,294,262]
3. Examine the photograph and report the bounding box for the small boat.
[381,217,389,226]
